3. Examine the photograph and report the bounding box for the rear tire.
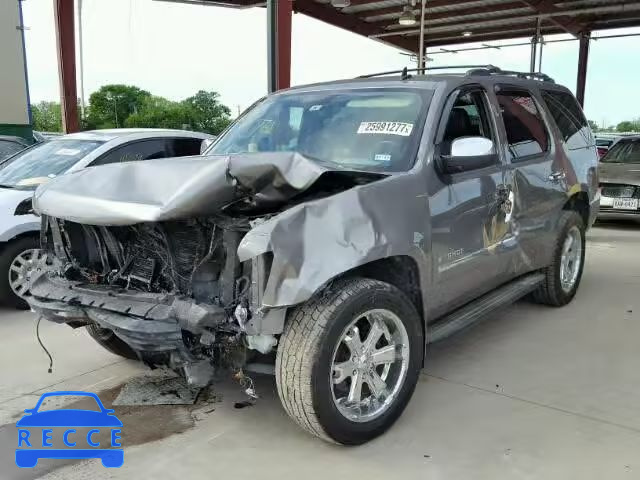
[86,324,139,360]
[532,211,585,306]
[275,278,423,445]
[0,236,39,310]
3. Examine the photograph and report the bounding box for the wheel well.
[0,231,39,253]
[563,192,589,227]
[341,256,424,323]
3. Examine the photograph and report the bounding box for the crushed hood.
[33,152,381,226]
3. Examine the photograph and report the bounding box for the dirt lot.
[1,222,639,480]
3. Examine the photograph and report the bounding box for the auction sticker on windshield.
[357,122,414,136]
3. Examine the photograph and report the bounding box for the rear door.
[493,86,568,274]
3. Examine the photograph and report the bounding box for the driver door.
[429,86,513,315]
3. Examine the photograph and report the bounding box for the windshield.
[601,139,640,164]
[0,139,103,189]
[209,89,430,172]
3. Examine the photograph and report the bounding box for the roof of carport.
[158,0,640,50]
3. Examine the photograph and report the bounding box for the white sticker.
[374,154,392,163]
[55,148,81,156]
[309,105,323,111]
[357,121,414,136]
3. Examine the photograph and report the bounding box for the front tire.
[532,211,585,306]
[275,278,423,445]
[86,324,139,360]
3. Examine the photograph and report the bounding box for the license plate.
[613,198,639,210]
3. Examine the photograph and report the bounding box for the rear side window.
[542,90,592,150]
[497,90,549,161]
[168,138,204,157]
[601,139,640,164]
[91,139,168,167]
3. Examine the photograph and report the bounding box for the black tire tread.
[532,210,584,306]
[86,324,139,360]
[0,236,39,309]
[275,278,405,444]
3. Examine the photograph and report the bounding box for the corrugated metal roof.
[158,0,640,51]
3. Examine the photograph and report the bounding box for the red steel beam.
[519,0,587,37]
[53,0,79,133]
[424,25,564,47]
[357,0,481,19]
[371,2,531,29]
[576,33,590,107]
[295,0,418,52]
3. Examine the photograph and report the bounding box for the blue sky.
[22,0,640,127]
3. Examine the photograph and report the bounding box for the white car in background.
[0,128,213,309]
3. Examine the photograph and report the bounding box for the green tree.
[85,84,151,129]
[31,101,62,132]
[125,96,193,129]
[617,121,636,133]
[587,120,598,132]
[183,90,232,135]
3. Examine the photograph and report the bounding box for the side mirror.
[200,138,215,155]
[440,136,498,174]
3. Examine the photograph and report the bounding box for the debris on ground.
[113,370,202,406]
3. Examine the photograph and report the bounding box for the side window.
[497,90,549,161]
[167,138,204,157]
[90,139,168,167]
[541,90,592,150]
[442,89,494,153]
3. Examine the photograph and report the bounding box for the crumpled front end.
[29,216,271,385]
[27,152,389,385]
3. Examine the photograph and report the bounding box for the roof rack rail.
[358,65,498,79]
[357,65,555,83]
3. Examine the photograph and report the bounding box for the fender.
[0,221,40,243]
[238,174,432,313]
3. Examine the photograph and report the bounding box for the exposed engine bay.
[28,153,387,386]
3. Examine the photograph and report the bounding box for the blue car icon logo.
[16,391,123,468]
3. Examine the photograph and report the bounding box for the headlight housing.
[14,198,34,216]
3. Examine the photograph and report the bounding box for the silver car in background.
[0,128,213,308]
[598,135,640,221]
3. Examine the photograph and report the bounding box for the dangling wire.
[36,316,53,374]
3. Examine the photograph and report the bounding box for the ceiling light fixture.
[398,5,416,26]
[462,31,473,37]
[331,0,350,7]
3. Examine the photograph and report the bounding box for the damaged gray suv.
[28,66,599,445]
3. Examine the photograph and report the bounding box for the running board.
[428,273,545,344]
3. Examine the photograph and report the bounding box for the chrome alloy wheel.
[560,226,583,293]
[9,249,51,299]
[330,309,410,423]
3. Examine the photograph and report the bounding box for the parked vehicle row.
[23,67,598,444]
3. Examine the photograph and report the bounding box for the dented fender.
[238,174,432,309]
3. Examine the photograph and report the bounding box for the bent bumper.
[597,210,640,222]
[28,275,228,355]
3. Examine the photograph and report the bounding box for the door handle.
[548,171,566,182]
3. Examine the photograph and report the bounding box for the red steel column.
[267,0,292,92]
[277,0,292,91]
[53,0,80,132]
[576,32,590,108]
